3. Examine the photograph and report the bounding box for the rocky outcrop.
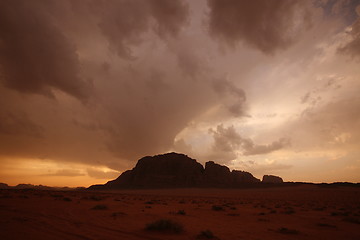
[104,152,204,188]
[89,152,270,189]
[203,161,231,186]
[232,170,261,184]
[262,175,283,183]
[0,183,9,189]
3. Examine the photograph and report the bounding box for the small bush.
[227,213,240,216]
[343,217,360,224]
[145,219,183,233]
[91,204,108,210]
[197,230,218,239]
[63,197,72,202]
[89,195,104,201]
[51,194,63,198]
[276,227,299,235]
[317,223,337,228]
[212,205,224,211]
[283,207,295,214]
[111,212,127,218]
[177,210,186,215]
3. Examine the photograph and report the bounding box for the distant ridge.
[89,152,283,189]
[0,182,85,191]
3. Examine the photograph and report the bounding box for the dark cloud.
[207,0,312,54]
[325,0,360,22]
[242,138,291,156]
[0,111,43,138]
[95,0,189,59]
[338,5,360,59]
[0,0,204,169]
[209,124,290,162]
[0,0,90,100]
[177,51,201,78]
[101,65,216,161]
[212,79,247,117]
[95,0,151,59]
[149,0,189,37]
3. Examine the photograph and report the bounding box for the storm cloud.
[338,4,360,58]
[208,124,290,162]
[207,0,312,54]
[0,0,90,100]
[0,0,359,185]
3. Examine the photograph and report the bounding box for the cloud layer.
[207,0,312,54]
[0,0,359,184]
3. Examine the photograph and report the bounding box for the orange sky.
[0,0,360,187]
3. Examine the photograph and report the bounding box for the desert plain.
[1,185,360,240]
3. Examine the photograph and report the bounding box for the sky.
[0,0,360,187]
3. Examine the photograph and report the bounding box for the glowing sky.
[0,0,360,187]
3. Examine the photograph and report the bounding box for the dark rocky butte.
[89,152,283,189]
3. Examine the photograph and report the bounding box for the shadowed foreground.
[0,186,359,240]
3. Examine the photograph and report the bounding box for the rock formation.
[104,152,203,188]
[203,161,231,186]
[89,152,270,189]
[262,175,283,183]
[0,183,9,189]
[232,170,261,184]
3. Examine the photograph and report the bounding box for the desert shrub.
[212,205,224,211]
[197,230,218,239]
[111,212,127,218]
[51,194,63,198]
[63,197,72,202]
[343,217,360,224]
[177,210,186,215]
[331,211,349,216]
[88,195,104,201]
[91,204,108,210]
[317,223,337,228]
[283,207,295,214]
[145,219,183,233]
[276,227,299,235]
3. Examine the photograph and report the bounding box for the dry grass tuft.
[145,219,184,233]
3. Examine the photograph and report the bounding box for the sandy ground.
[0,186,359,240]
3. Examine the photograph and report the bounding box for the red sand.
[1,186,359,239]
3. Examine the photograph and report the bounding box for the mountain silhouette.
[90,152,284,189]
